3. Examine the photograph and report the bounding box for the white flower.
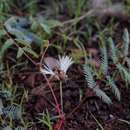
[40,55,73,78]
[40,65,55,75]
[58,55,73,74]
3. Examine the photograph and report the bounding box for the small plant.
[108,29,130,85]
[83,63,112,104]
[1,105,22,120]
[0,0,12,13]
[83,28,130,104]
[38,110,54,130]
[0,1,130,129]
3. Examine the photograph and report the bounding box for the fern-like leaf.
[123,28,129,56]
[108,37,118,63]
[2,105,22,120]
[93,87,112,104]
[83,64,96,88]
[116,63,130,84]
[0,90,11,99]
[106,76,121,101]
[100,45,108,74]
[126,57,130,69]
[83,64,112,104]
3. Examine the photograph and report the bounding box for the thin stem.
[40,41,49,66]
[57,116,65,130]
[20,91,25,106]
[63,10,94,25]
[43,74,61,114]
[43,75,65,130]
[90,112,104,130]
[60,81,63,114]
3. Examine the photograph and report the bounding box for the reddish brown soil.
[16,65,130,130]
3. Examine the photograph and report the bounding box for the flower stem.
[60,81,63,114]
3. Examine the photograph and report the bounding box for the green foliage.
[0,0,12,13]
[4,17,42,47]
[126,58,130,69]
[106,76,121,101]
[107,28,130,86]
[22,47,39,58]
[0,39,13,60]
[0,29,6,38]
[84,28,130,104]
[15,39,31,47]
[116,64,130,85]
[83,64,96,89]
[24,0,37,15]
[0,90,12,99]
[0,0,15,22]
[0,126,26,130]
[100,45,108,74]
[2,105,22,120]
[108,37,118,63]
[126,0,130,12]
[40,19,62,35]
[76,0,86,17]
[123,28,130,56]
[66,0,86,17]
[83,64,112,104]
[0,83,28,129]
[93,87,112,104]
[17,47,24,59]
[38,110,53,130]
[0,1,129,129]
[66,0,76,16]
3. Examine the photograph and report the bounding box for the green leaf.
[116,63,130,84]
[2,105,22,120]
[100,45,108,74]
[45,19,62,28]
[0,29,6,38]
[15,39,31,47]
[40,23,51,34]
[0,39,13,58]
[17,47,24,59]
[23,47,39,58]
[94,87,112,104]
[106,76,121,101]
[123,28,129,56]
[126,57,130,69]
[0,90,12,99]
[83,64,96,88]
[108,37,118,63]
[0,99,3,115]
[40,19,62,35]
